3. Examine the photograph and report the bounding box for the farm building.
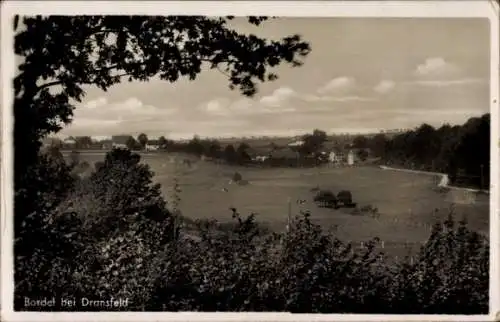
[328,148,345,164]
[288,140,305,147]
[145,140,161,151]
[327,148,355,165]
[62,138,77,149]
[246,147,274,162]
[74,136,92,149]
[101,140,113,150]
[347,150,355,165]
[111,135,132,149]
[41,137,63,149]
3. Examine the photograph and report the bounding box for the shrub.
[337,190,353,205]
[386,214,489,314]
[313,190,336,202]
[15,149,489,314]
[313,190,338,208]
[27,148,177,309]
[14,152,77,309]
[232,171,243,182]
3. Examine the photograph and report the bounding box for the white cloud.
[316,77,356,95]
[260,87,296,107]
[68,97,178,135]
[71,117,122,128]
[374,80,395,94]
[409,57,486,87]
[203,97,296,116]
[200,98,231,116]
[412,78,485,87]
[84,97,108,109]
[413,57,460,78]
[311,76,375,101]
[303,94,374,103]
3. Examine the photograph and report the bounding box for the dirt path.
[379,165,488,194]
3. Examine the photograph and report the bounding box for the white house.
[288,140,305,147]
[145,140,161,151]
[254,155,269,162]
[347,150,355,166]
[328,150,345,164]
[328,151,337,163]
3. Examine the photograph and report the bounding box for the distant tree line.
[155,135,252,165]
[352,114,490,189]
[161,129,331,167]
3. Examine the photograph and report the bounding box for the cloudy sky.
[60,17,491,140]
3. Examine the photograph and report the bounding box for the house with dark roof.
[74,136,92,149]
[62,138,77,149]
[145,139,161,151]
[288,139,305,147]
[246,147,274,162]
[111,135,133,149]
[100,139,113,150]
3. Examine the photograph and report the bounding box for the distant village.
[41,128,411,168]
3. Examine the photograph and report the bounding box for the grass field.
[70,151,490,257]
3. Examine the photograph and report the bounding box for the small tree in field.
[232,171,243,182]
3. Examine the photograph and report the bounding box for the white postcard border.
[1,1,499,321]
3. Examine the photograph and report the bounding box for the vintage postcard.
[1,1,499,321]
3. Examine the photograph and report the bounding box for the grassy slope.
[68,151,489,257]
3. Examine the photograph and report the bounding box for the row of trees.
[124,133,169,150]
[350,115,490,189]
[166,130,331,167]
[170,137,253,165]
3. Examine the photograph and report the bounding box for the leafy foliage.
[137,133,149,149]
[14,149,489,313]
[14,15,310,160]
[365,115,490,189]
[14,151,77,309]
[13,15,311,255]
[16,149,176,310]
[299,129,327,156]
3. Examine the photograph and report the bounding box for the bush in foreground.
[14,149,489,313]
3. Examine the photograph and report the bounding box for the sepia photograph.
[1,1,499,321]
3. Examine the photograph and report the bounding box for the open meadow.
[70,151,490,257]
